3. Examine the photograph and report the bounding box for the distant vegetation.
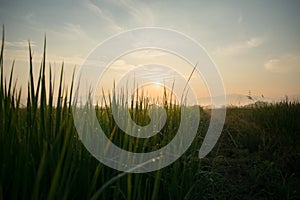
[1,28,300,199]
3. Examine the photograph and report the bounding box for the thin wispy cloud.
[109,59,135,71]
[21,10,94,45]
[112,0,155,26]
[264,53,300,73]
[61,23,94,43]
[127,50,168,59]
[85,0,124,32]
[24,13,37,25]
[85,0,155,30]
[5,40,36,48]
[237,14,243,24]
[213,37,264,56]
[3,47,84,66]
[85,0,103,15]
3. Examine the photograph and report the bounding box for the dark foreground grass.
[0,29,300,199]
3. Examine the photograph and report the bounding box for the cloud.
[61,23,93,42]
[85,0,103,15]
[5,40,36,49]
[246,37,263,48]
[238,14,243,24]
[85,0,155,31]
[4,47,84,66]
[109,59,135,71]
[21,10,94,44]
[213,37,264,56]
[85,0,124,32]
[264,53,300,73]
[127,49,168,59]
[113,0,155,26]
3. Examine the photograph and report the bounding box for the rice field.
[0,28,300,199]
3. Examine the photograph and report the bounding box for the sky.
[0,0,300,103]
